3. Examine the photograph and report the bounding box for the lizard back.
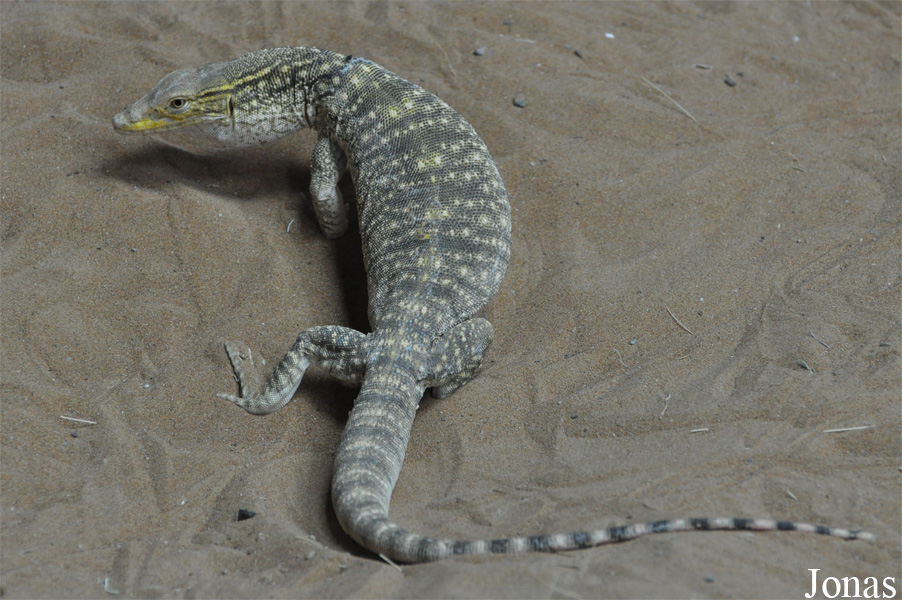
[319,55,512,330]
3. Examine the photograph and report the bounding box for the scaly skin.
[113,47,873,562]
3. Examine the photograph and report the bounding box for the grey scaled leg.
[427,318,495,399]
[218,325,367,415]
[309,129,349,239]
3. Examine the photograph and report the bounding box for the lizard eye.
[168,97,188,111]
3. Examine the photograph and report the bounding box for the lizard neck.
[208,47,350,146]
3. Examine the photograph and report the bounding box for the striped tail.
[341,509,874,564]
[330,359,433,562]
[330,364,874,562]
[428,518,875,560]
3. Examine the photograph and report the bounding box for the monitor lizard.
[112,47,873,562]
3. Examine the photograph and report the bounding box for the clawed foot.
[217,339,309,415]
[217,341,264,411]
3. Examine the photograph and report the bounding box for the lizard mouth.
[111,107,224,134]
[111,112,192,134]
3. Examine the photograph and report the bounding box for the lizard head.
[112,61,233,136]
[113,57,312,147]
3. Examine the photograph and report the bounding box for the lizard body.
[113,47,872,563]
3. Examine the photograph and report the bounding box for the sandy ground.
[1,1,900,598]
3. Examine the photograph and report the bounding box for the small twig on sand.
[60,416,97,425]
[823,425,874,434]
[808,329,830,349]
[379,553,403,572]
[434,41,457,80]
[640,76,696,121]
[666,306,693,334]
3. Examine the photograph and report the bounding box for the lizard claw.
[216,392,243,404]
[220,341,263,402]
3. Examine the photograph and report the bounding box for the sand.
[1,1,899,598]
